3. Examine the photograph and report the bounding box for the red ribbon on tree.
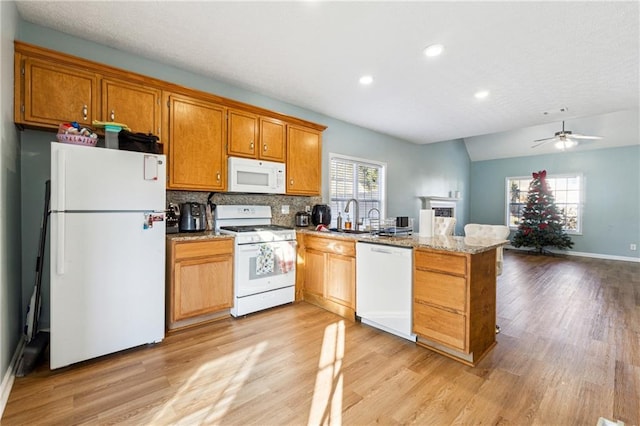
[533,170,547,179]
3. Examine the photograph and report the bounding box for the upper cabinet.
[287,124,322,195]
[101,78,162,136]
[166,93,226,191]
[14,41,326,194]
[228,110,287,163]
[259,116,286,162]
[227,109,258,158]
[17,56,98,128]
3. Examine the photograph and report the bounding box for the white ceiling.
[15,1,640,158]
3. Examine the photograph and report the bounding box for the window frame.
[328,153,387,228]
[505,173,584,235]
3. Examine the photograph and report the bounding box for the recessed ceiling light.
[474,90,490,99]
[423,44,444,57]
[359,75,374,85]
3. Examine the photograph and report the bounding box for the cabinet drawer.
[174,239,233,260]
[305,236,355,257]
[414,269,466,312]
[415,249,466,275]
[413,303,466,352]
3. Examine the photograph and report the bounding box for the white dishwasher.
[356,242,416,342]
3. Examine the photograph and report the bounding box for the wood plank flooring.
[3,250,639,425]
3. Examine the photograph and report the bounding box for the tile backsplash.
[167,191,323,227]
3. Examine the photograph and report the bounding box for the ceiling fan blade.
[533,136,554,143]
[531,139,553,148]
[570,134,603,140]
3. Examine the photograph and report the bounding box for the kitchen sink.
[328,228,371,235]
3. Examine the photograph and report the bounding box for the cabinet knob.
[250,141,254,150]
[263,143,267,152]
[82,104,88,121]
[217,172,221,181]
[110,110,115,121]
[290,179,294,185]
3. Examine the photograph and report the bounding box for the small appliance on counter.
[295,211,310,227]
[311,204,331,226]
[179,202,207,232]
[166,203,180,234]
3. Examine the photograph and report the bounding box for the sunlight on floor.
[308,320,345,425]
[151,341,267,424]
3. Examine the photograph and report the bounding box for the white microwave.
[228,157,286,194]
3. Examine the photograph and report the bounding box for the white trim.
[0,337,24,418]
[505,245,640,263]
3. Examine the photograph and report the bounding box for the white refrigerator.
[50,142,166,369]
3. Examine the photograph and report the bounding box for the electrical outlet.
[305,205,311,213]
[631,243,637,251]
[281,205,290,214]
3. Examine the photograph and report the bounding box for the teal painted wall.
[16,21,470,329]
[470,145,640,258]
[0,0,22,403]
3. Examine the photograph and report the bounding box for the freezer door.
[51,142,166,212]
[50,211,165,369]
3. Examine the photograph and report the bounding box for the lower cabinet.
[412,247,497,366]
[166,238,234,331]
[299,234,356,319]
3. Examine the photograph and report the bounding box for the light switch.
[281,205,290,214]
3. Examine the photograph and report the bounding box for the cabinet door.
[101,78,161,136]
[167,94,226,191]
[304,249,325,297]
[22,57,97,127]
[325,253,356,309]
[259,117,286,162]
[228,109,258,158]
[173,254,233,322]
[287,124,322,195]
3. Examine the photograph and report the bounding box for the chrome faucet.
[344,198,360,231]
[367,207,380,231]
[367,208,380,219]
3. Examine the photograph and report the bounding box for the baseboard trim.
[505,246,640,263]
[0,337,24,419]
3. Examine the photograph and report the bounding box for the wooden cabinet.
[259,116,286,162]
[166,93,226,191]
[15,41,326,189]
[101,78,161,136]
[17,56,98,128]
[299,234,356,319]
[166,238,234,330]
[413,247,497,366]
[286,124,322,195]
[228,109,286,162]
[228,109,258,158]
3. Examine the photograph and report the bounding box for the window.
[329,154,386,228]
[506,174,583,234]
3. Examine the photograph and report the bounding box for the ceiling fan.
[532,121,602,150]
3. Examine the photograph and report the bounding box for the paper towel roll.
[419,209,434,237]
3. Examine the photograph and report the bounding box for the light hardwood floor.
[3,250,639,425]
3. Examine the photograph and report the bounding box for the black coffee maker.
[311,204,331,226]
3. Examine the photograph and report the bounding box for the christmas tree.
[512,170,574,253]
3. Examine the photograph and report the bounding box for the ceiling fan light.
[555,139,578,150]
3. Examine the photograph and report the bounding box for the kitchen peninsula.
[296,229,507,366]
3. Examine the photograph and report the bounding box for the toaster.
[179,202,207,232]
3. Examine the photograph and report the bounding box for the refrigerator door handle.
[57,213,65,275]
[56,148,66,211]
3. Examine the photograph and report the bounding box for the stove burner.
[220,225,293,233]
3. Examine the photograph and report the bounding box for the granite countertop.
[297,227,507,254]
[166,231,235,242]
[167,227,507,254]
